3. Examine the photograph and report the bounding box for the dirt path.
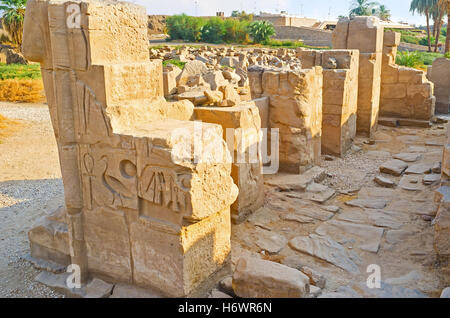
[0,101,63,297]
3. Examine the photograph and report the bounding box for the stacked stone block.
[380,31,435,120]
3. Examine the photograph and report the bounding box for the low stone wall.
[274,26,332,47]
[380,31,435,120]
[249,66,323,173]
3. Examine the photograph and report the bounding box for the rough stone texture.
[232,257,310,298]
[434,126,450,256]
[298,49,359,157]
[249,67,323,173]
[22,0,238,297]
[289,234,361,274]
[380,31,435,121]
[429,58,450,114]
[194,104,264,223]
[380,159,408,176]
[333,17,383,137]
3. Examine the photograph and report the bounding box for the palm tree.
[349,0,380,16]
[0,0,27,48]
[411,0,434,52]
[431,0,446,52]
[376,5,392,21]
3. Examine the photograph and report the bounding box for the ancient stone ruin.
[19,0,449,298]
[23,0,238,297]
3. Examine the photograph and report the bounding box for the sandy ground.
[0,101,63,297]
[0,101,448,298]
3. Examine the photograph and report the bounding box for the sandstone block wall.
[273,26,332,47]
[297,49,359,156]
[23,0,238,297]
[333,17,384,137]
[429,58,450,114]
[249,66,323,173]
[380,31,435,120]
[194,104,264,224]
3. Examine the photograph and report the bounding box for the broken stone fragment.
[232,257,310,298]
[289,234,361,274]
[374,175,396,188]
[204,89,223,105]
[255,229,287,255]
[300,266,326,289]
[393,153,423,163]
[345,198,388,209]
[380,159,408,176]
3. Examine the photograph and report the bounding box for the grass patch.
[0,79,45,103]
[162,59,186,69]
[0,63,42,80]
[396,50,444,69]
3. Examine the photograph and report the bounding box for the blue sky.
[133,0,428,26]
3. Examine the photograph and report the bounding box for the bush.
[0,79,45,103]
[248,21,275,44]
[396,51,422,68]
[419,36,435,46]
[200,17,225,44]
[223,19,250,44]
[445,52,450,59]
[166,14,205,42]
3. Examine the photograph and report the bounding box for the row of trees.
[166,14,275,44]
[411,0,450,53]
[349,0,392,21]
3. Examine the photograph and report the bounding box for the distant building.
[255,12,337,30]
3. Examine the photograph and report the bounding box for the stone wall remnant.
[428,57,450,114]
[297,49,359,156]
[249,66,323,173]
[380,31,435,121]
[23,0,238,297]
[333,16,384,137]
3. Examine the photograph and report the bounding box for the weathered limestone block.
[380,31,435,121]
[248,67,323,173]
[23,0,238,297]
[232,257,310,298]
[429,58,450,114]
[163,65,182,96]
[333,17,384,137]
[194,104,264,223]
[28,208,71,266]
[298,49,359,156]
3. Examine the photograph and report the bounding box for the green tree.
[248,20,275,44]
[0,0,26,47]
[349,0,379,16]
[166,14,205,42]
[200,17,225,43]
[411,0,434,52]
[376,5,391,21]
[223,19,250,43]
